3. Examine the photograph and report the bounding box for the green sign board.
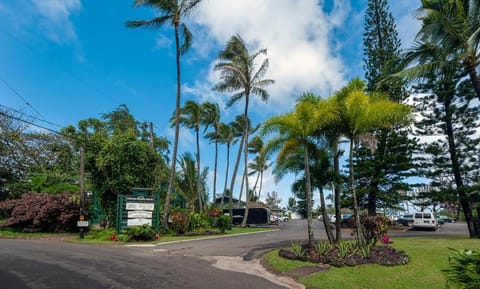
[116,191,160,234]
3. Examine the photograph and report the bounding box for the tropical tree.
[416,0,480,101]
[176,152,208,211]
[334,78,411,245]
[413,57,480,237]
[203,102,220,205]
[216,122,233,206]
[214,35,274,227]
[126,0,202,226]
[175,100,204,211]
[248,136,268,200]
[261,93,338,247]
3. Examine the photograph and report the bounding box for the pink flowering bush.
[0,192,80,232]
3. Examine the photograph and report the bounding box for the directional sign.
[127,218,152,226]
[128,211,152,218]
[126,202,154,211]
[77,221,89,227]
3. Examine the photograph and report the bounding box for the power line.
[0,77,45,120]
[0,104,64,129]
[0,111,62,136]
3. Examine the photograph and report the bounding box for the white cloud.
[31,0,82,43]
[188,0,349,116]
[390,1,421,49]
[154,33,173,51]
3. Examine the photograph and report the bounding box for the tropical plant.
[261,93,339,247]
[216,122,234,206]
[123,224,157,241]
[174,100,204,211]
[202,102,220,205]
[176,153,208,211]
[290,241,306,258]
[315,240,333,256]
[444,248,480,289]
[412,0,480,101]
[333,78,411,245]
[214,35,274,227]
[126,0,203,227]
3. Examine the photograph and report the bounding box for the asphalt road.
[0,220,469,289]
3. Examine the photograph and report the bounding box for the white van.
[413,212,440,230]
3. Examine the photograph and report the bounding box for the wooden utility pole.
[149,122,154,148]
[79,146,86,238]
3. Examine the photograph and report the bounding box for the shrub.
[355,214,390,245]
[216,214,231,233]
[0,192,80,232]
[444,248,480,289]
[170,211,189,235]
[315,240,333,256]
[123,224,157,241]
[188,212,209,232]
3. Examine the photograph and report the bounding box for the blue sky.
[0,0,420,207]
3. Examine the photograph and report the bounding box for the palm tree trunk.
[241,95,251,228]
[252,172,260,199]
[221,144,230,206]
[332,139,342,242]
[237,167,245,207]
[230,134,244,209]
[258,171,264,200]
[303,141,314,248]
[349,139,365,245]
[212,130,218,207]
[444,100,476,237]
[466,63,480,102]
[163,23,181,227]
[195,127,202,212]
[319,186,335,243]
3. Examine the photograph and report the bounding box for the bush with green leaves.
[0,192,79,232]
[444,248,480,289]
[354,214,390,245]
[215,214,231,233]
[188,212,209,232]
[122,224,157,241]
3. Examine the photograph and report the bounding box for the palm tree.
[176,152,208,211]
[214,35,274,227]
[175,100,203,211]
[202,102,220,205]
[334,78,411,245]
[399,0,480,101]
[126,0,202,226]
[248,154,269,200]
[261,93,339,248]
[216,122,234,206]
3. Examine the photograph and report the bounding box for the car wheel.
[407,221,413,227]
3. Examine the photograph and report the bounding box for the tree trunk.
[195,127,202,212]
[229,133,244,209]
[333,139,342,242]
[163,23,181,227]
[212,130,218,207]
[444,101,476,237]
[349,139,365,245]
[303,141,314,248]
[241,95,251,228]
[466,63,480,103]
[221,144,230,206]
[319,186,335,243]
[258,171,264,201]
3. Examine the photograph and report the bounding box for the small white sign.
[77,221,89,227]
[128,210,152,218]
[126,203,154,211]
[127,218,152,227]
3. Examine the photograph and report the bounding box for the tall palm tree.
[214,35,274,227]
[126,0,202,226]
[399,0,480,101]
[334,78,411,245]
[261,93,339,248]
[202,102,220,205]
[175,100,203,211]
[216,122,234,206]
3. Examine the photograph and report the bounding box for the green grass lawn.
[0,226,275,244]
[265,236,479,289]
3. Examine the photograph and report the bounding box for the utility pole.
[149,122,154,148]
[79,146,86,238]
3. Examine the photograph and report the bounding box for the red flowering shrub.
[170,211,189,235]
[0,192,80,232]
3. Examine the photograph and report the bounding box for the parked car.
[339,214,355,228]
[280,216,289,222]
[413,212,440,231]
[396,214,414,226]
[436,215,456,224]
